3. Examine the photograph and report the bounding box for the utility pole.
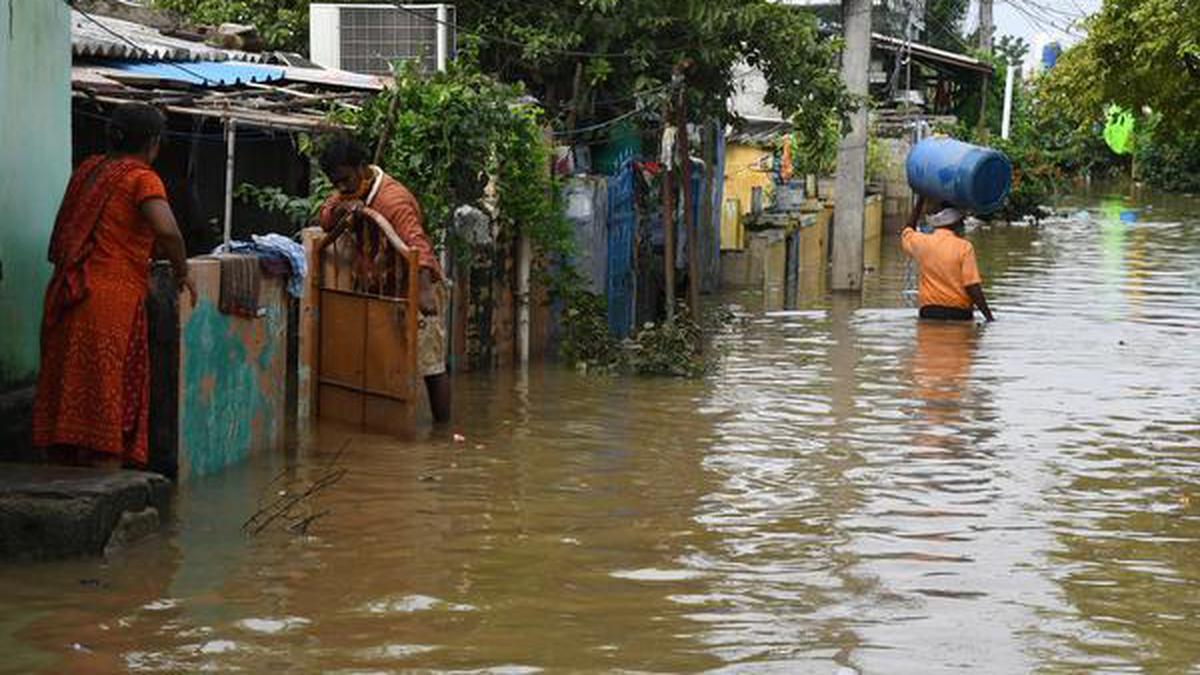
[976,0,995,138]
[832,0,871,291]
[978,0,994,53]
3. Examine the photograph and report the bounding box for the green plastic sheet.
[1104,105,1135,155]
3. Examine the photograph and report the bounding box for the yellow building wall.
[721,143,774,249]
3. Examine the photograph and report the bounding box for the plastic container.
[905,137,1012,213]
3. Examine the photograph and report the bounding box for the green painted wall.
[0,0,71,390]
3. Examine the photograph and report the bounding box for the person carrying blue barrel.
[901,196,994,322]
[901,138,1010,322]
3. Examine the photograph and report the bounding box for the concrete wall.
[0,0,71,390]
[879,137,914,228]
[176,258,288,482]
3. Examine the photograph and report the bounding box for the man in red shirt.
[901,196,995,322]
[318,135,450,422]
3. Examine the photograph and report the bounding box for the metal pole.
[223,118,236,246]
[832,0,871,291]
[435,4,448,72]
[1001,60,1015,140]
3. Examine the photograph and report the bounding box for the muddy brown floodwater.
[2,188,1199,673]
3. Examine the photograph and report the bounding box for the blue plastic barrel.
[905,137,1012,214]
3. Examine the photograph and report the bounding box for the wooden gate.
[314,210,420,434]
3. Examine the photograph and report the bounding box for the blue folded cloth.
[213,233,308,298]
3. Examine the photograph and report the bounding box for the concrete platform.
[0,464,171,562]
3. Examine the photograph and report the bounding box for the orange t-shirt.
[901,228,982,309]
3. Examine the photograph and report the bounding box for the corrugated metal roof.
[281,67,387,91]
[108,61,286,87]
[728,120,792,146]
[72,9,266,63]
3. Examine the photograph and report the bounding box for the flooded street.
[3,189,1200,673]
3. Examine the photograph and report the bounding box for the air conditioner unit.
[310,3,456,76]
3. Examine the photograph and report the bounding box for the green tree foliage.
[454,1,855,134]
[1135,114,1200,193]
[154,0,307,51]
[161,1,855,181]
[1040,0,1200,142]
[924,0,970,53]
[160,1,854,144]
[1025,0,1199,190]
[238,62,570,261]
[996,35,1031,69]
[338,62,569,259]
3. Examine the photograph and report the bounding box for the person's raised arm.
[141,198,195,306]
[904,195,927,231]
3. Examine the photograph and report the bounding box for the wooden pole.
[679,92,699,314]
[661,102,676,320]
[373,90,401,166]
[699,120,716,295]
[977,72,991,140]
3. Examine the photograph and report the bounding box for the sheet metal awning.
[872,34,995,76]
[72,67,363,133]
[281,67,387,92]
[107,61,286,87]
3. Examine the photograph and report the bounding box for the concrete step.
[0,464,171,562]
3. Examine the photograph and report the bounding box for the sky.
[780,0,1104,73]
[966,0,1102,72]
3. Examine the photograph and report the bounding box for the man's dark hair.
[107,103,165,154]
[319,133,369,176]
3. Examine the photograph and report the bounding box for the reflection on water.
[1,189,1199,673]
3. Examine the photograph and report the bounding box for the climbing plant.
[333,61,571,262]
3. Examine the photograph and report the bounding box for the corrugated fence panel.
[564,177,608,295]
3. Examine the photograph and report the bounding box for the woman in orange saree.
[32,103,193,469]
